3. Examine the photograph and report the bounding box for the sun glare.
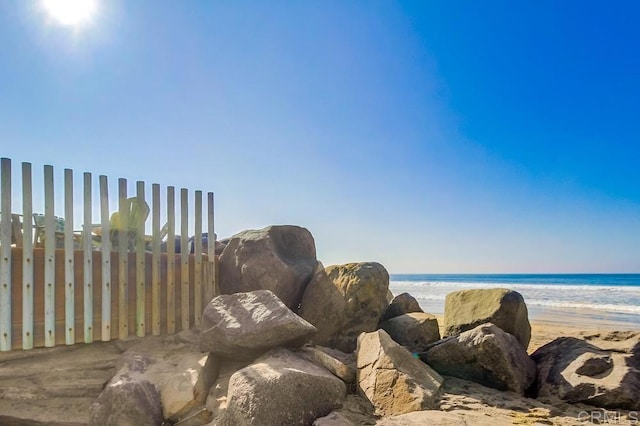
[42,0,98,27]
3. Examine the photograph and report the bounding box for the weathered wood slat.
[99,175,111,341]
[207,192,216,301]
[43,165,55,347]
[194,190,202,325]
[136,181,145,337]
[180,188,189,330]
[64,169,75,345]
[0,158,12,351]
[166,186,176,334]
[83,172,93,343]
[21,162,34,349]
[117,178,128,339]
[151,183,161,335]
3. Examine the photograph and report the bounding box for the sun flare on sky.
[42,0,97,27]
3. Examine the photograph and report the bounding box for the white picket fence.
[0,158,217,351]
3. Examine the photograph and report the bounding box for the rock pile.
[4,225,637,425]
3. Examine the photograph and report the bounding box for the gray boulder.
[220,348,347,426]
[443,288,531,349]
[357,330,443,416]
[199,290,317,359]
[89,372,163,426]
[379,313,440,353]
[300,262,390,352]
[218,225,317,308]
[421,323,536,394]
[531,337,640,410]
[380,293,423,322]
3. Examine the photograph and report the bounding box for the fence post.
[136,181,145,337]
[83,173,93,343]
[0,158,12,351]
[180,188,189,330]
[207,192,216,303]
[118,178,128,339]
[194,190,202,326]
[99,175,111,341]
[151,183,161,335]
[44,165,55,347]
[64,169,75,345]
[167,186,176,334]
[22,162,34,350]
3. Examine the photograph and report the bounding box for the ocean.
[389,274,640,328]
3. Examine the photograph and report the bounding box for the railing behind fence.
[0,158,217,351]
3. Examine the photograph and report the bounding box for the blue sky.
[1,1,639,273]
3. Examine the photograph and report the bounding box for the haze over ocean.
[390,274,640,327]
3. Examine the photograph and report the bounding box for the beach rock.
[379,313,440,353]
[314,411,358,425]
[421,323,536,394]
[89,373,163,426]
[220,348,346,426]
[300,262,390,352]
[531,337,640,410]
[218,225,317,308]
[199,290,317,359]
[103,331,218,424]
[206,360,252,425]
[297,345,357,384]
[375,410,499,425]
[443,288,531,349]
[380,292,423,322]
[357,330,443,416]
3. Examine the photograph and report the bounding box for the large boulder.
[220,348,347,426]
[357,330,443,416]
[421,323,536,394]
[379,313,440,353]
[380,292,423,322]
[199,290,317,359]
[443,288,531,349]
[89,367,163,426]
[218,225,317,308]
[531,337,640,410]
[300,262,390,352]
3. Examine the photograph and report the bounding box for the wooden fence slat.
[207,192,216,302]
[194,190,202,325]
[83,172,93,343]
[99,175,111,341]
[22,162,34,349]
[151,183,161,335]
[43,165,56,347]
[167,186,176,334]
[180,188,189,330]
[136,181,145,337]
[64,169,75,345]
[117,178,128,339]
[0,158,12,351]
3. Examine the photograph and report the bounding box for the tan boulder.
[357,330,443,416]
[379,313,440,353]
[220,348,347,425]
[421,323,536,394]
[380,292,423,322]
[300,262,390,352]
[443,288,531,349]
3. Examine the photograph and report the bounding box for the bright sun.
[42,0,98,27]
